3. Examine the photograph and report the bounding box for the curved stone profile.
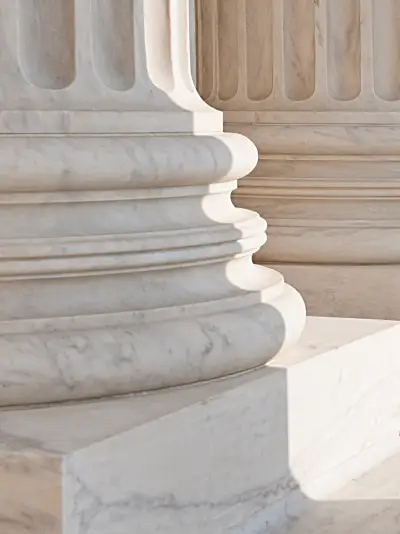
[0,132,305,405]
[0,0,305,405]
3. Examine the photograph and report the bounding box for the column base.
[0,281,304,406]
[0,132,305,406]
[1,317,400,533]
[267,263,400,320]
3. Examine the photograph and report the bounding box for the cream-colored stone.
[277,453,400,534]
[0,0,305,405]
[0,316,399,533]
[196,0,400,319]
[270,263,400,320]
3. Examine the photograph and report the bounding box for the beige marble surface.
[0,316,399,533]
[196,0,400,319]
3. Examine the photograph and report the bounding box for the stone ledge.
[0,316,399,533]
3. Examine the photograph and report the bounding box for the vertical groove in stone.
[327,0,361,101]
[18,0,75,89]
[217,0,239,100]
[373,0,400,101]
[92,0,135,91]
[283,0,315,101]
[245,0,273,101]
[196,0,218,101]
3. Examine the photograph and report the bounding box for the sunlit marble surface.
[0,317,399,533]
[276,453,400,534]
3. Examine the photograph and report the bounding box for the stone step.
[0,316,399,533]
[275,452,400,534]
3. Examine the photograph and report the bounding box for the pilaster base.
[1,317,400,533]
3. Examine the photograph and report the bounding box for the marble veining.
[0,318,399,533]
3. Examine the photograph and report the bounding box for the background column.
[196,0,400,319]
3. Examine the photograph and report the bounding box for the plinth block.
[1,317,399,533]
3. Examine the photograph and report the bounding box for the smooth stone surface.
[196,0,400,320]
[276,453,400,534]
[1,316,400,533]
[269,263,400,320]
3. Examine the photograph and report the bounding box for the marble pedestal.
[2,317,400,534]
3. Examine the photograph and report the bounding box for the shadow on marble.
[0,365,295,534]
[276,450,400,534]
[1,317,400,533]
[0,132,304,408]
[0,119,395,531]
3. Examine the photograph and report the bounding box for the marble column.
[0,0,305,406]
[196,0,400,319]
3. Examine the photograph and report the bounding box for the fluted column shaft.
[0,0,305,406]
[197,0,400,319]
